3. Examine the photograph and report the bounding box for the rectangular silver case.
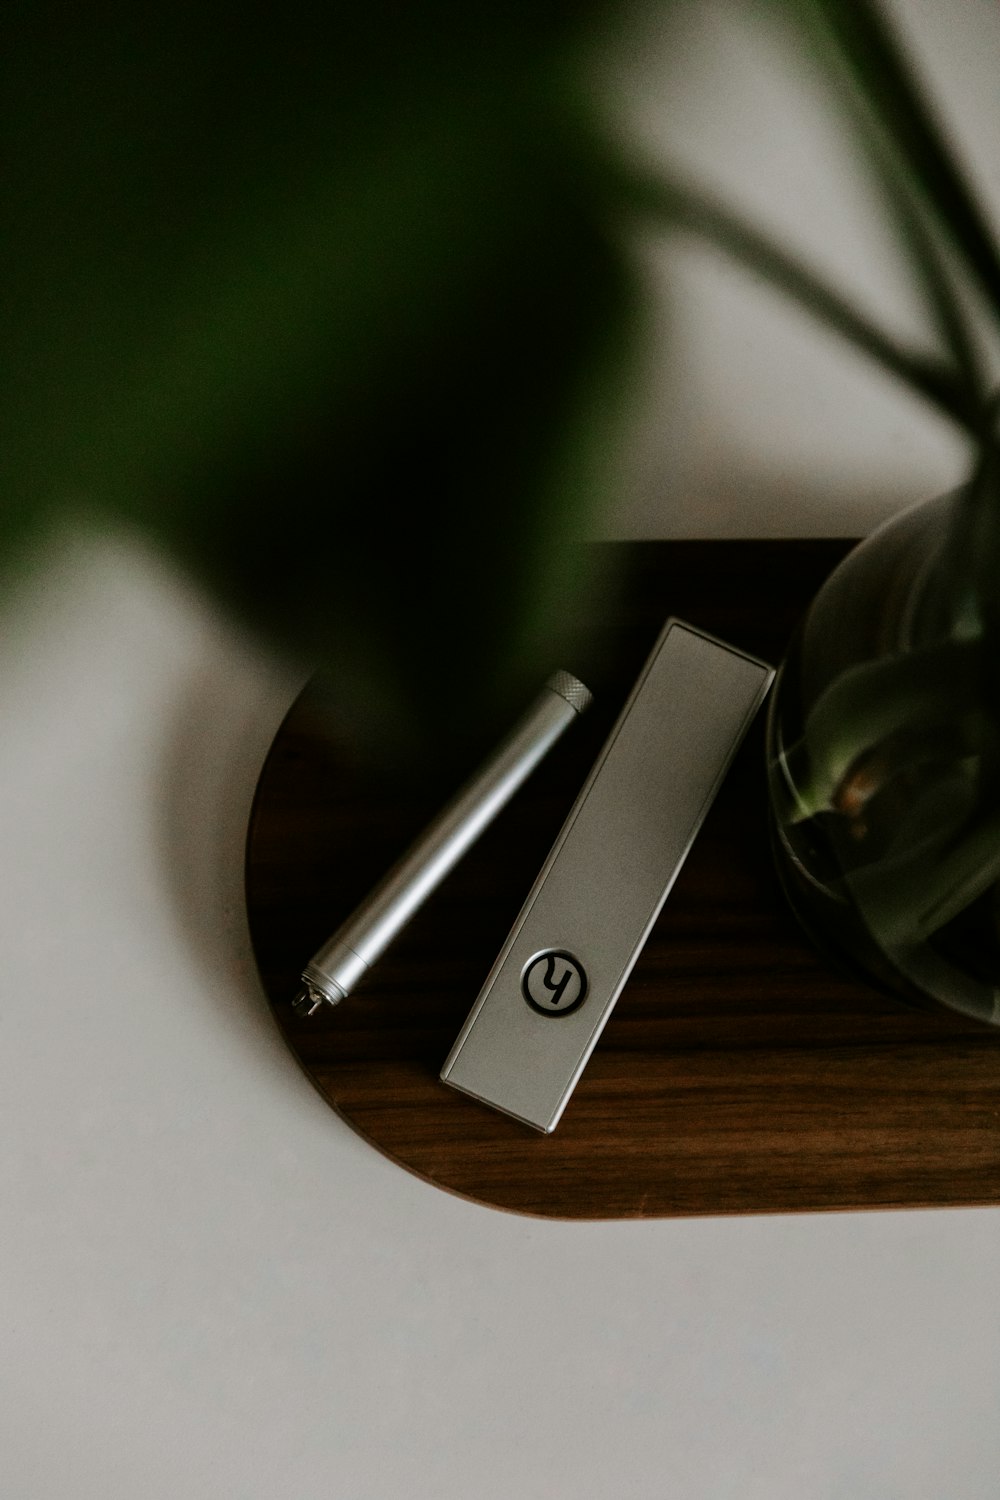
[440,619,774,1133]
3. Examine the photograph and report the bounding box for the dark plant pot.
[767,485,1000,1026]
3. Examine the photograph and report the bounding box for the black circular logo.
[521,950,588,1016]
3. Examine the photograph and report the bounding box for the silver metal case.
[440,619,774,1133]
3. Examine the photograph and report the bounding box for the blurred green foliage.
[2,0,640,752]
[3,0,999,762]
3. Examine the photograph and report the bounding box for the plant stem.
[808,0,1000,338]
[613,164,980,434]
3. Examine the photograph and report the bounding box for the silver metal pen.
[293,670,593,1015]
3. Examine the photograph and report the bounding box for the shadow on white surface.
[155,633,302,1059]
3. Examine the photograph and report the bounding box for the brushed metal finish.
[301,672,592,1008]
[440,620,774,1133]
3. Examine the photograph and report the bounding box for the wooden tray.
[245,541,1000,1218]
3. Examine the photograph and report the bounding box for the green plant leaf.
[784,637,985,819]
[847,792,1000,948]
[803,0,1000,332]
[613,162,979,431]
[1,1,639,753]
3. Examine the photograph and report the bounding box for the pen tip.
[291,987,324,1018]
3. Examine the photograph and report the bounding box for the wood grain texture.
[245,542,1000,1218]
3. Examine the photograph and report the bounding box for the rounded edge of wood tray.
[244,542,1000,1220]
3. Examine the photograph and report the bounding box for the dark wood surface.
[245,541,1000,1218]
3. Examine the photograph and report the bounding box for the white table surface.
[4,4,1000,1495]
